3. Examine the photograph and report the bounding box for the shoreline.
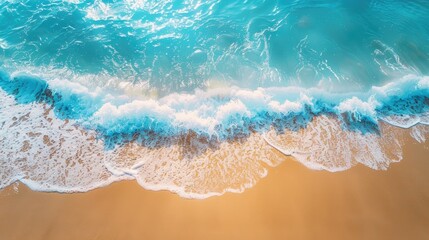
[1,137,428,240]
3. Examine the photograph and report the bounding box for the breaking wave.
[1,0,429,198]
[0,71,428,198]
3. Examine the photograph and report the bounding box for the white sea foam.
[0,73,429,198]
[410,124,429,143]
[0,87,281,198]
[264,116,406,172]
[1,0,429,199]
[0,90,125,192]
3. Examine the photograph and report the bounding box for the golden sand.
[0,139,428,240]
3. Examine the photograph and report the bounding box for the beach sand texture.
[0,135,428,240]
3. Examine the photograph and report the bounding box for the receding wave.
[1,0,429,198]
[0,71,428,198]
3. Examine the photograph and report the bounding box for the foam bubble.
[410,124,429,143]
[104,132,283,199]
[0,89,123,192]
[264,116,405,172]
[1,72,429,198]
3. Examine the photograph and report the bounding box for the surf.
[1,0,429,198]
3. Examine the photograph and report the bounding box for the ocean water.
[0,0,428,198]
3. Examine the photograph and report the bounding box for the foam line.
[1,71,429,198]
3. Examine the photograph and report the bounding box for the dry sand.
[0,138,428,240]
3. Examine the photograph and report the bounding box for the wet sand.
[0,139,428,240]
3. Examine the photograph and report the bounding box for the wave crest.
[0,71,428,198]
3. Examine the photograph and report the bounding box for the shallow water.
[0,0,428,198]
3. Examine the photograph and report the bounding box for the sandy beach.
[2,1,429,240]
[0,136,428,240]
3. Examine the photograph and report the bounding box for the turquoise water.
[0,0,429,198]
[1,0,429,92]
